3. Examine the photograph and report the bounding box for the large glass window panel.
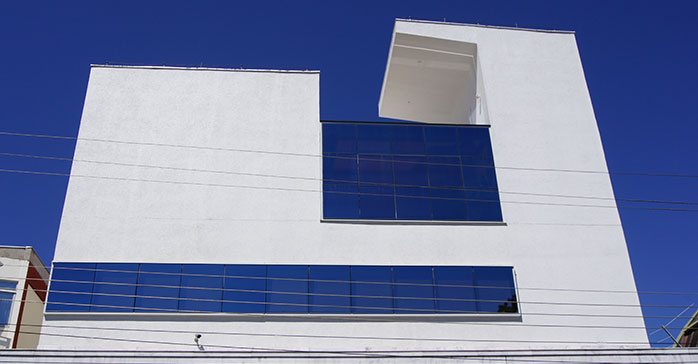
[434,267,477,313]
[47,263,95,312]
[359,184,395,219]
[357,124,391,154]
[266,265,308,313]
[391,124,425,155]
[428,156,463,188]
[135,264,181,312]
[393,156,428,187]
[393,266,435,314]
[309,266,350,313]
[474,267,517,313]
[323,123,356,154]
[91,263,138,312]
[223,265,266,313]
[323,154,357,183]
[466,189,503,222]
[396,186,432,220]
[458,128,493,157]
[462,157,497,189]
[0,281,15,290]
[358,155,392,184]
[0,292,14,325]
[180,264,223,313]
[351,266,393,313]
[430,188,468,221]
[323,182,359,219]
[425,126,459,156]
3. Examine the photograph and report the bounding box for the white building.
[0,246,49,349]
[39,19,649,352]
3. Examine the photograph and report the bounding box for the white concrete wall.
[42,21,647,351]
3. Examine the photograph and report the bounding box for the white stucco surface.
[42,20,647,351]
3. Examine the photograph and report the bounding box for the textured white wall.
[0,257,27,348]
[42,21,647,351]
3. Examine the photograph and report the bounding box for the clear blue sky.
[1,1,696,345]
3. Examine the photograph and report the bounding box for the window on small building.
[0,280,16,326]
[322,122,502,221]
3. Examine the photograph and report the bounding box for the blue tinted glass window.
[351,266,393,313]
[223,265,266,313]
[266,265,308,313]
[430,188,467,221]
[428,156,463,187]
[323,123,356,154]
[393,156,428,186]
[393,266,435,314]
[323,154,357,183]
[462,158,497,188]
[434,267,476,313]
[91,263,137,312]
[358,155,392,184]
[391,125,425,155]
[180,265,223,313]
[0,292,13,325]
[466,189,502,221]
[0,281,16,290]
[324,182,359,219]
[359,184,395,219]
[357,124,391,154]
[395,186,432,220]
[47,263,95,312]
[309,266,350,313]
[135,264,181,312]
[474,267,517,313]
[458,128,493,157]
[425,126,459,156]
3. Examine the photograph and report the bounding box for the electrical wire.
[2,151,697,207]
[1,129,698,179]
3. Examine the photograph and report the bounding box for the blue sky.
[1,1,696,345]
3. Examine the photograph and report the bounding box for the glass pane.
[323,123,356,154]
[396,186,431,220]
[266,265,308,313]
[91,263,138,312]
[430,188,467,221]
[180,264,223,313]
[425,126,459,156]
[391,124,424,155]
[357,124,391,154]
[474,267,517,313]
[309,266,350,313]
[428,156,463,188]
[0,281,16,290]
[351,266,393,313]
[393,266,435,314]
[458,128,493,157]
[0,292,14,325]
[323,182,359,219]
[462,157,497,188]
[223,265,266,313]
[434,267,476,313]
[359,184,395,219]
[47,263,95,312]
[358,155,392,184]
[393,156,428,186]
[323,154,357,183]
[466,189,503,222]
[135,264,181,313]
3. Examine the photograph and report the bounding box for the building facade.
[39,19,648,351]
[0,246,49,349]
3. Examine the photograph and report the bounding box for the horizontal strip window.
[46,263,517,314]
[322,122,503,221]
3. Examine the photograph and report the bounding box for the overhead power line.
[2,167,697,213]
[1,129,698,178]
[2,151,697,207]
